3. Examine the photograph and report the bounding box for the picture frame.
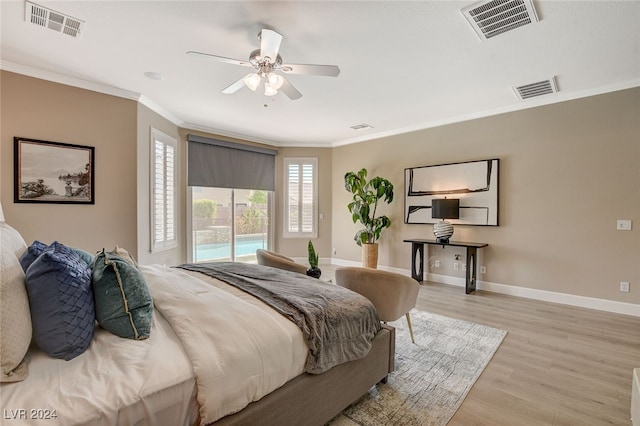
[404,158,499,226]
[14,137,95,204]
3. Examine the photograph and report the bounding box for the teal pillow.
[72,247,95,269]
[92,249,152,340]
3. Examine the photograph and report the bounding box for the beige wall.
[2,70,637,306]
[1,71,138,253]
[332,88,640,304]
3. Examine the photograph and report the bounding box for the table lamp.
[432,198,459,243]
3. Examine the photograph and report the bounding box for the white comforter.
[141,265,308,425]
[0,265,307,426]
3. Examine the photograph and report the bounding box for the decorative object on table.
[344,168,394,269]
[14,137,94,204]
[306,240,321,278]
[432,198,460,243]
[404,158,499,226]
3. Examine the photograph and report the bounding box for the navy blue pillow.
[92,250,152,340]
[24,241,95,360]
[19,240,48,272]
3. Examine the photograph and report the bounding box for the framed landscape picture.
[404,158,499,226]
[14,137,95,204]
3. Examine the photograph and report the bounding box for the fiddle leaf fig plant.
[344,168,394,246]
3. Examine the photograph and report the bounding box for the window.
[150,128,177,252]
[284,158,317,238]
[190,187,273,263]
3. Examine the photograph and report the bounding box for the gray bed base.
[213,324,395,426]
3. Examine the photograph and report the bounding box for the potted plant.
[306,240,321,278]
[344,168,394,268]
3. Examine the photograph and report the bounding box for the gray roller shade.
[187,134,277,191]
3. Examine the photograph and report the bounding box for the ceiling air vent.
[462,0,539,41]
[513,77,558,100]
[25,1,85,38]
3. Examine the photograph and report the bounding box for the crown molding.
[1,60,140,101]
[3,61,638,149]
[331,79,640,147]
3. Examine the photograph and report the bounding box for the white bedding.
[0,264,308,426]
[142,265,308,424]
[0,308,198,426]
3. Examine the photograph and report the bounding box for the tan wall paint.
[332,88,640,304]
[136,104,183,265]
[1,71,138,253]
[2,71,636,305]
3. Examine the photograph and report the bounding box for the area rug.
[327,309,507,426]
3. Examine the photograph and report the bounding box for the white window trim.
[283,157,318,238]
[150,127,178,253]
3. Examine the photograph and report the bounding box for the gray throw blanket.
[177,262,382,374]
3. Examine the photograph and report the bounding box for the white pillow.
[0,245,32,382]
[0,222,27,258]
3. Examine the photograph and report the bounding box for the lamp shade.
[432,198,460,220]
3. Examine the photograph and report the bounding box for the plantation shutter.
[151,128,177,252]
[284,158,317,237]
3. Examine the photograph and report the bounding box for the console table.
[403,239,488,294]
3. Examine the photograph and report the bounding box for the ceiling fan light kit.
[188,28,340,100]
[243,73,261,91]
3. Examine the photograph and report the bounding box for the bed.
[0,219,394,426]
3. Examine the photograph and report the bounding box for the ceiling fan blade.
[260,29,283,62]
[186,51,253,68]
[279,76,302,100]
[280,63,340,77]
[222,74,253,94]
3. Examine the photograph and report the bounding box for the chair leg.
[406,312,415,344]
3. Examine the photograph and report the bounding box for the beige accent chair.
[335,267,420,343]
[256,249,307,275]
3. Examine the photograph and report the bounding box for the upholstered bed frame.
[216,324,395,425]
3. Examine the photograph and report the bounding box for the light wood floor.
[323,266,640,425]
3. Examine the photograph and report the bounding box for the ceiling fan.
[187,29,340,100]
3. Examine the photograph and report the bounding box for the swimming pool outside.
[194,234,268,262]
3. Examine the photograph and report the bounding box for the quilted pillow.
[25,241,95,360]
[0,245,32,382]
[92,249,152,340]
[19,240,48,272]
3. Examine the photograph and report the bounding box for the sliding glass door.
[191,186,271,263]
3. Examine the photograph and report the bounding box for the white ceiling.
[2,1,639,147]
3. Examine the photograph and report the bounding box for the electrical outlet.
[434,260,440,268]
[453,262,459,271]
[462,264,467,271]
[480,266,487,274]
[617,220,632,231]
[620,281,630,292]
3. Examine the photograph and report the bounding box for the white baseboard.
[328,259,639,318]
